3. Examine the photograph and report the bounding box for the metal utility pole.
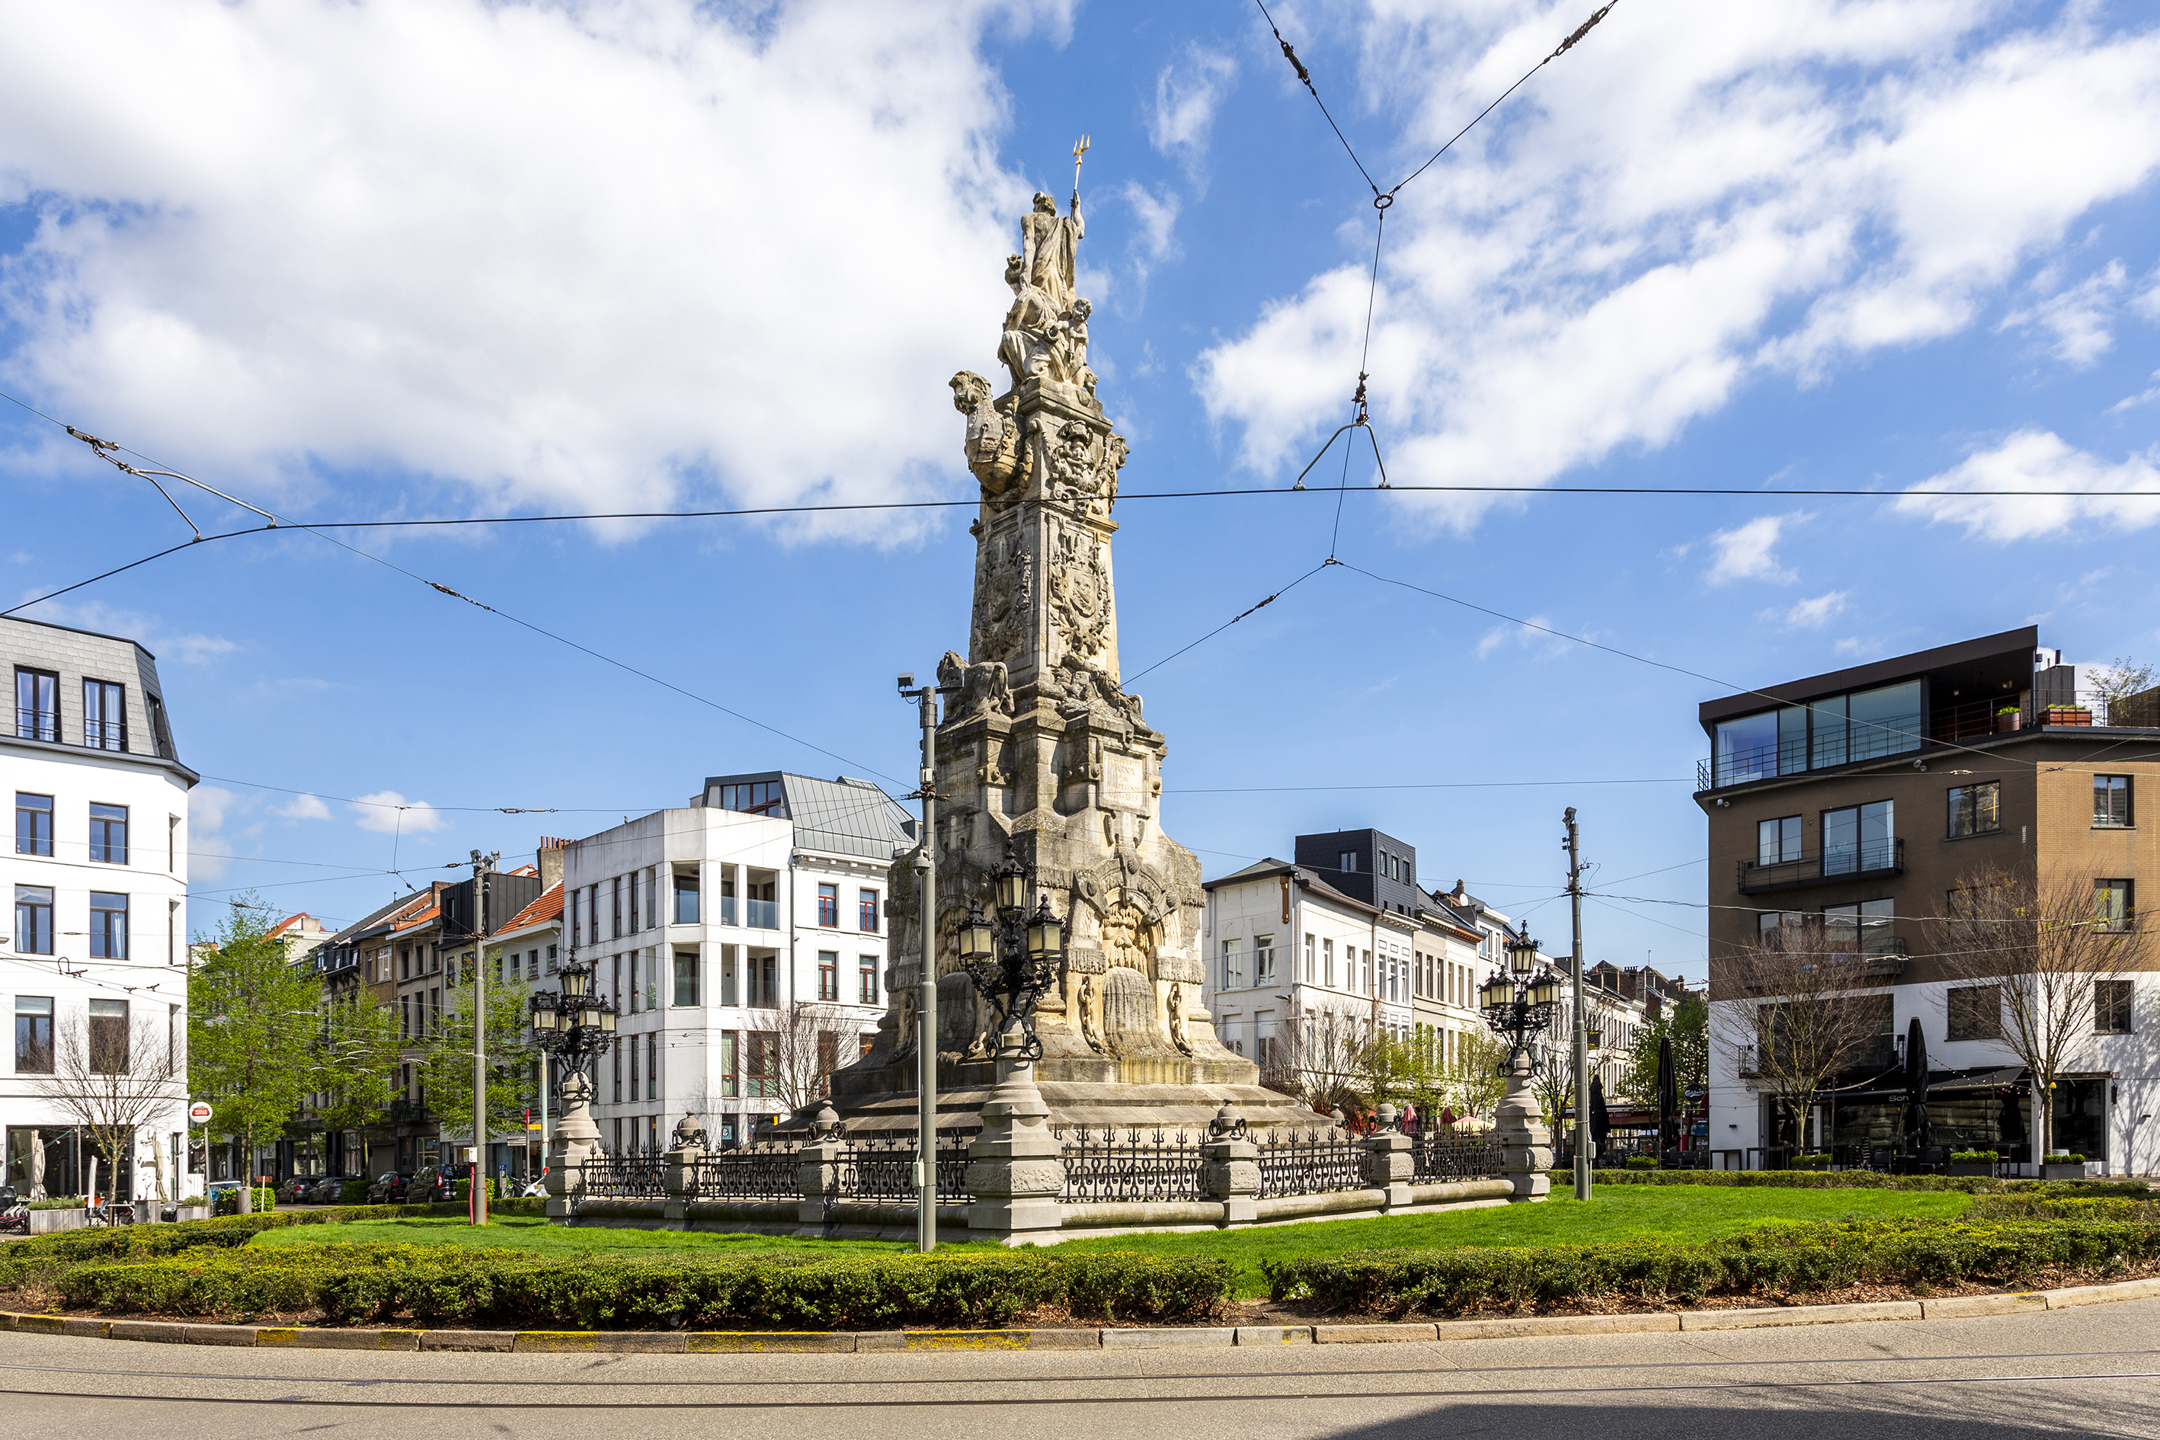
[1564,809,1590,1201]
[902,673,941,1253]
[470,849,497,1225]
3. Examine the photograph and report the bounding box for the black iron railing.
[1409,1134,1504,1182]
[1737,838,1903,893]
[1055,1125,1204,1204]
[831,1128,979,1203]
[691,1145,799,1201]
[579,1148,667,1199]
[1255,1127,1366,1200]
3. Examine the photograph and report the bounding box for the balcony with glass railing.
[1737,838,1904,894]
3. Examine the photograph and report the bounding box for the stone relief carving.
[997,255,1062,391]
[1048,539,1110,664]
[971,531,1032,665]
[950,370,1019,496]
[1078,973,1104,1053]
[1048,297,1096,396]
[938,649,1014,724]
[1168,982,1192,1056]
[1100,901,1157,979]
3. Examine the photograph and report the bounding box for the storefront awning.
[1828,1065,2027,1102]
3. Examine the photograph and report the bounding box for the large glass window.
[1948,984,2002,1041]
[83,679,127,752]
[14,996,53,1074]
[1255,934,1276,984]
[15,668,58,741]
[2095,775,2133,829]
[718,781,787,817]
[88,999,129,1074]
[1220,937,1245,990]
[858,888,879,932]
[2096,880,2134,932]
[15,793,53,856]
[89,803,128,864]
[1715,710,1778,786]
[2096,980,2134,1035]
[1823,800,1894,875]
[673,872,699,925]
[673,950,699,1006]
[1948,782,2001,837]
[817,883,838,928]
[1823,899,1895,956]
[90,892,129,958]
[817,951,839,1001]
[859,956,878,1005]
[1846,680,1924,762]
[14,886,53,955]
[1757,815,1803,865]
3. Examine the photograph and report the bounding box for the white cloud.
[1762,589,1850,628]
[1705,514,1802,586]
[1195,4,2160,530]
[276,792,331,822]
[1474,614,1576,659]
[351,791,449,836]
[1999,260,2127,365]
[1893,430,2160,541]
[1149,44,1238,178]
[2107,368,2160,414]
[187,785,240,882]
[1118,181,1182,291]
[0,0,1071,544]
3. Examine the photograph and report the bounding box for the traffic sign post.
[188,1103,212,1207]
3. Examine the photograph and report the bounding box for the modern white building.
[560,771,912,1152]
[4,615,194,1201]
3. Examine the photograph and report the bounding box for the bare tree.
[2090,656,2156,726]
[1925,866,2144,1161]
[34,1008,185,1202]
[1711,920,1892,1153]
[764,999,866,1113]
[1265,1005,1372,1115]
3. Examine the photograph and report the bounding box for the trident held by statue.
[1071,134,1089,201]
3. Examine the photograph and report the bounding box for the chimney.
[538,836,569,891]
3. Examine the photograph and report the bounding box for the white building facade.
[560,772,911,1152]
[4,616,194,1201]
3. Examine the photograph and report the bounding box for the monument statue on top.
[824,143,1321,1140]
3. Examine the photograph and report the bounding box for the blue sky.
[5,0,2160,985]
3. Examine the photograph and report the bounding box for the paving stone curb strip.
[2,1277,2154,1353]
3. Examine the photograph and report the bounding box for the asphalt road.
[3,1300,2157,1440]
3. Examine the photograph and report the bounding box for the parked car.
[365,1172,411,1205]
[308,1174,362,1205]
[276,1177,316,1207]
[407,1162,476,1203]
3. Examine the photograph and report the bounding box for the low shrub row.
[1262,1219,2160,1316]
[53,1245,1233,1330]
[1968,1194,2160,1223]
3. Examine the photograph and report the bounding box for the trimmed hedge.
[53,1246,1232,1330]
[1263,1219,2160,1316]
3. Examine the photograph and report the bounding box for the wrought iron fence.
[1055,1125,1204,1204]
[691,1144,800,1202]
[578,1148,667,1200]
[831,1128,980,1203]
[1410,1134,1504,1182]
[1255,1127,1366,1199]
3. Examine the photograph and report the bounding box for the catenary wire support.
[66,423,279,532]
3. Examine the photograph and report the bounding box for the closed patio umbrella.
[1902,1018,1931,1154]
[1999,1087,2027,1155]
[1656,1037,1678,1159]
[1590,1076,1611,1158]
[27,1130,45,1202]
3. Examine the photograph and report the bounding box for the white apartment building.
[561,772,912,1153]
[4,615,194,1201]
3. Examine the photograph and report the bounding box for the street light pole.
[1564,810,1590,1202]
[470,849,497,1225]
[901,673,940,1255]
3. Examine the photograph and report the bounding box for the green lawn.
[254,1186,1970,1299]
[1054,1185,1974,1296]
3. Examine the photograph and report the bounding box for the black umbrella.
[1656,1036,1678,1158]
[1998,1088,2026,1152]
[1589,1075,1611,1158]
[1902,1017,1931,1152]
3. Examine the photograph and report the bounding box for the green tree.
[187,898,319,1213]
[1448,1028,1511,1123]
[416,967,537,1161]
[1620,993,1709,1106]
[1361,1029,1450,1119]
[316,997,404,1182]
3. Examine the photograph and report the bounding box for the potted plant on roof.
[2042,704,2091,727]
[1994,705,2023,734]
[1947,1148,1998,1177]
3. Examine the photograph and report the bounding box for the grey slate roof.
[698,770,916,863]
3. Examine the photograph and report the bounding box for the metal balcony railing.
[1737,838,1903,894]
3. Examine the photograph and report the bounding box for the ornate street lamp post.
[527,948,619,1205]
[1480,931,1562,1202]
[954,842,1066,1058]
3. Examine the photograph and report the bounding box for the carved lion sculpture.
[938,649,1015,723]
[949,370,1020,496]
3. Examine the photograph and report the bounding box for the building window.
[818,951,839,1001]
[720,1031,738,1098]
[1823,899,1894,956]
[2096,979,2134,1035]
[1302,933,1314,981]
[2095,880,2134,932]
[718,781,787,817]
[674,871,699,925]
[2095,775,2133,829]
[1822,800,1894,875]
[1947,984,2002,1041]
[569,889,582,947]
[546,944,558,974]
[745,1032,777,1096]
[859,956,878,1005]
[628,1035,639,1097]
[1220,937,1244,990]
[15,668,59,741]
[647,1034,658,1100]
[673,950,699,1006]
[817,884,839,928]
[15,792,53,856]
[1757,815,1803,865]
[88,999,129,1074]
[168,814,178,871]
[611,878,622,939]
[645,867,658,929]
[1338,850,1357,876]
[1255,934,1276,985]
[1322,938,1334,988]
[859,888,879,932]
[627,871,640,932]
[1948,782,2001,838]
[15,996,54,1073]
[90,892,129,959]
[83,679,127,752]
[89,803,128,864]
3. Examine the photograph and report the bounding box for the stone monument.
[820,170,1325,1139]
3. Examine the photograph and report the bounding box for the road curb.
[2,1276,2154,1354]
